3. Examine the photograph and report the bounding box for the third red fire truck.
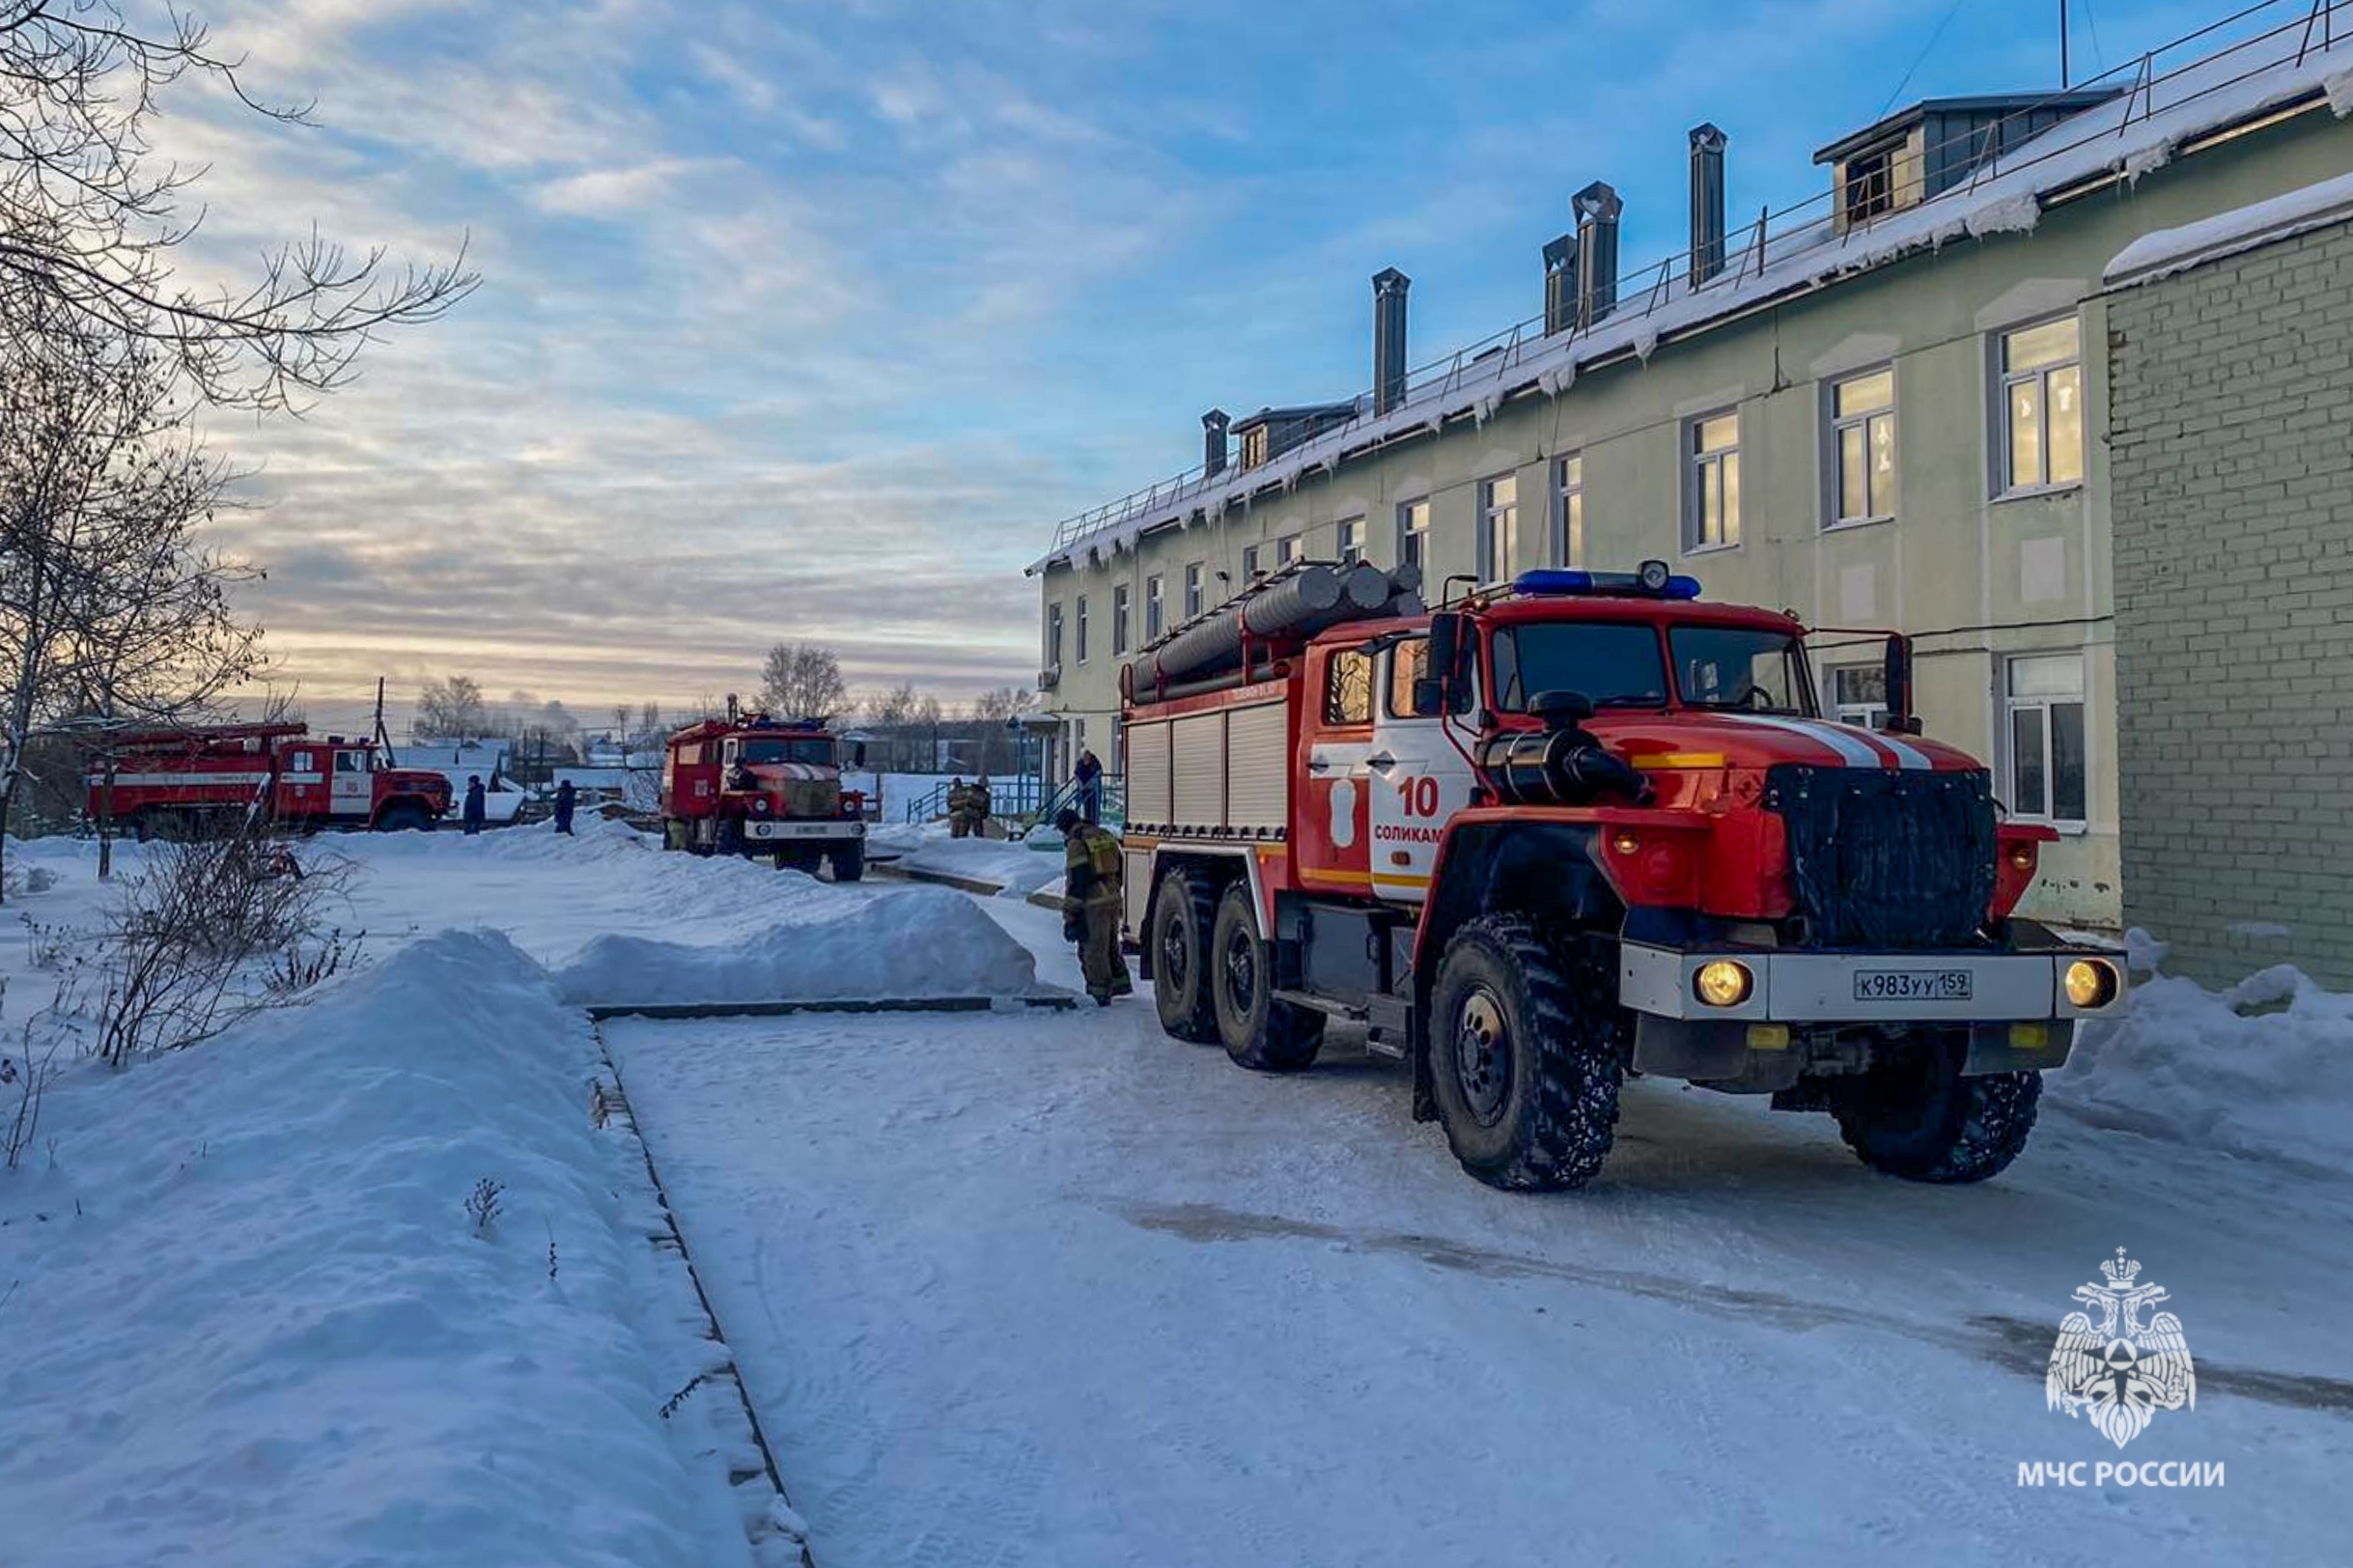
[1118,559,2125,1191]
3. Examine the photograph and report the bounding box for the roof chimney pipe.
[1543,234,1578,336]
[1202,408,1229,477]
[1688,124,1727,290]
[1573,182,1621,328]
[1372,266,1411,416]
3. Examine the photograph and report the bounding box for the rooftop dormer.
[1813,90,2120,234]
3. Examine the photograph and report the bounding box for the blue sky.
[174,0,2212,726]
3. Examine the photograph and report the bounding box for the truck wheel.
[1428,915,1624,1191]
[1150,870,1219,1044]
[1830,1033,2041,1183]
[378,802,431,832]
[830,841,865,882]
[1209,882,1322,1071]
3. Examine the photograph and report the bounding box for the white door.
[330,750,373,818]
[1367,636,1480,904]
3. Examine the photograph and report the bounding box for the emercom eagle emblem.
[2046,1248,2197,1449]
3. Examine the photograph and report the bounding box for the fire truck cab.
[659,715,868,880]
[1122,560,2126,1192]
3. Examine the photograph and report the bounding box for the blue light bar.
[1511,568,1704,601]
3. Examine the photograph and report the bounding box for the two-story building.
[1029,3,2353,928]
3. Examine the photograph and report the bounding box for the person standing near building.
[1057,805,1131,1005]
[946,776,971,838]
[462,775,487,836]
[1074,749,1104,825]
[552,777,576,835]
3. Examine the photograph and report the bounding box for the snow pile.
[2105,167,2353,283]
[0,930,754,1568]
[554,882,1042,1006]
[2050,954,2353,1174]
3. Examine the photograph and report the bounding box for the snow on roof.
[2105,166,2353,283]
[1034,4,2353,576]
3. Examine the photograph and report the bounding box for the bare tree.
[967,686,1031,775]
[0,1,475,410]
[0,319,263,898]
[414,675,486,740]
[759,643,847,719]
[639,699,663,741]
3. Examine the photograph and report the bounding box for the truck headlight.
[1695,960,1753,1008]
[2063,959,2118,1009]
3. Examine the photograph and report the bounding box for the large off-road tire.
[830,840,866,882]
[1830,1031,2040,1183]
[1427,915,1625,1191]
[1209,882,1323,1071]
[377,802,433,832]
[1150,869,1220,1044]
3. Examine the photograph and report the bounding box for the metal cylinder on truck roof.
[1123,561,1402,700]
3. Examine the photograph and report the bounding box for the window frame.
[1825,368,1897,530]
[1684,409,1743,553]
[1323,649,1374,728]
[1183,563,1204,620]
[1075,595,1090,664]
[1242,545,1262,581]
[1994,315,2087,499]
[1047,602,1064,669]
[1336,515,1365,565]
[1554,452,1584,568]
[2001,653,2088,831]
[1112,583,1131,657]
[1826,663,1889,730]
[1275,534,1303,568]
[1144,574,1163,641]
[1478,472,1521,584]
[1397,497,1430,573]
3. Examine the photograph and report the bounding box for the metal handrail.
[1041,0,2349,562]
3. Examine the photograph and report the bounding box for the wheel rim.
[1221,925,1257,1018]
[1161,912,1191,996]
[1454,986,1512,1126]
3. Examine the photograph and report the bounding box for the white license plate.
[1853,968,1973,1002]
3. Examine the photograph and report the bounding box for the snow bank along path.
[0,931,789,1568]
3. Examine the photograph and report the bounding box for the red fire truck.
[659,714,868,880]
[1119,559,2125,1191]
[86,722,454,836]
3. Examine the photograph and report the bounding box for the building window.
[2003,654,2087,826]
[1075,596,1089,663]
[1555,453,1584,567]
[1687,410,1741,550]
[1336,516,1365,565]
[1999,317,2084,494]
[1145,574,1163,641]
[1827,664,1888,729]
[1275,534,1302,568]
[1112,584,1131,656]
[1047,602,1064,668]
[1398,499,1430,572]
[1324,650,1373,726]
[1829,369,1896,526]
[1842,144,1895,227]
[1478,473,1520,583]
[1184,563,1204,619]
[1241,426,1269,468]
[1242,545,1262,580]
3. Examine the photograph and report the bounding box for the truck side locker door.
[1295,644,1375,893]
[1366,637,1479,904]
[329,750,373,818]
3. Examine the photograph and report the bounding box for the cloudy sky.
[171,0,2207,729]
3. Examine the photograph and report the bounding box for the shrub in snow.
[464,1175,504,1234]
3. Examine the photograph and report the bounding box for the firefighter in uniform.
[1057,805,1131,1005]
[946,777,971,837]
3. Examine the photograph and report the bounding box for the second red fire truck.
[1118,559,2125,1191]
[658,714,868,880]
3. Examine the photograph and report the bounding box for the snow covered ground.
[3,826,2350,1565]
[869,818,1068,900]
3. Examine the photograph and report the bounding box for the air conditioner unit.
[1038,665,1061,691]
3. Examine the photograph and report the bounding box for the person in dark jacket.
[1074,749,1104,825]
[552,778,576,835]
[462,775,487,835]
[1057,806,1131,1004]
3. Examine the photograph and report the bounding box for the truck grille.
[1765,765,1997,950]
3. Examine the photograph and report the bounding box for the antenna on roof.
[2059,0,2071,88]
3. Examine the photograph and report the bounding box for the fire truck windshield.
[1669,626,1815,715]
[739,738,834,766]
[1489,623,1669,711]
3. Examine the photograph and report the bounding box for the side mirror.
[1412,678,1445,717]
[1881,634,1921,735]
[1427,612,1463,705]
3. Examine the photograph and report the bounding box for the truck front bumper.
[742,820,864,842]
[1617,941,2126,1081]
